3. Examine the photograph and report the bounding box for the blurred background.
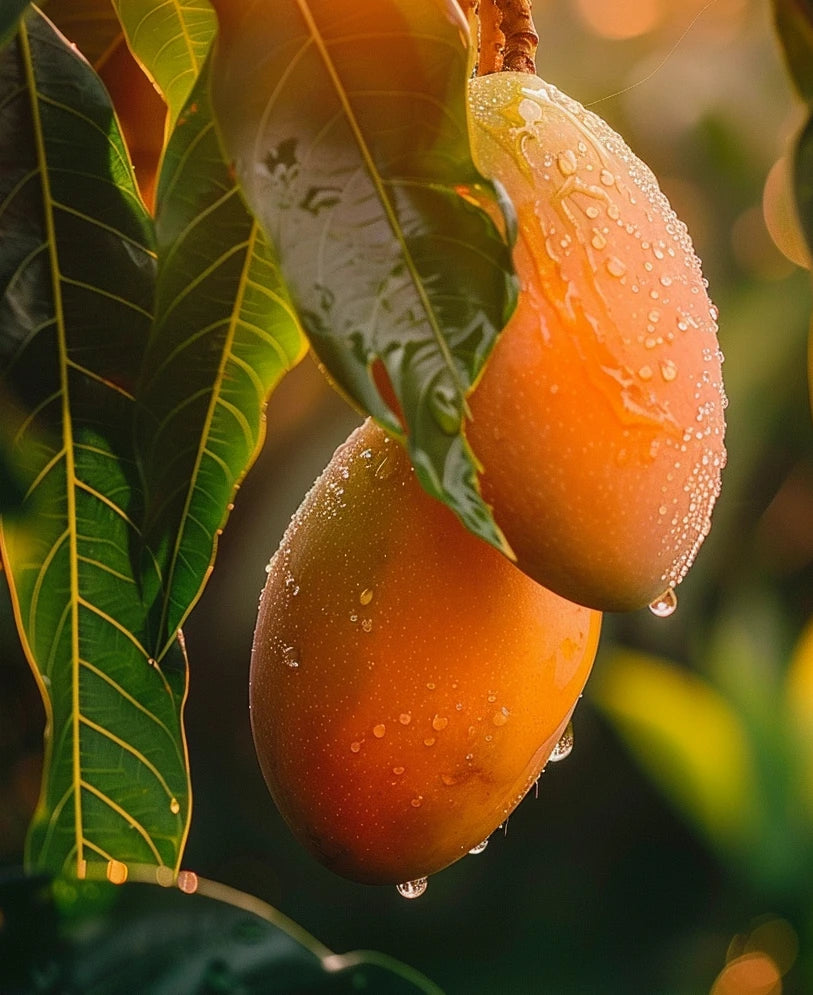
[2,0,812,991]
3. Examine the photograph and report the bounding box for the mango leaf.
[592,649,760,855]
[210,0,518,552]
[0,874,445,994]
[137,57,306,658]
[786,617,813,823]
[41,0,122,66]
[0,0,29,50]
[772,0,813,103]
[0,8,190,878]
[111,0,217,128]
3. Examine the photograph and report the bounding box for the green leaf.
[0,8,190,878]
[210,0,517,553]
[773,0,813,103]
[1,874,445,994]
[137,57,306,657]
[592,649,760,855]
[111,0,217,128]
[0,0,29,50]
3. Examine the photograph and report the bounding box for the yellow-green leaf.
[592,649,759,853]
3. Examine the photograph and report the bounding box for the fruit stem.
[501,0,538,73]
[476,0,538,76]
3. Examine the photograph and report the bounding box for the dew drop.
[423,736,436,747]
[440,773,457,785]
[557,149,577,176]
[393,765,405,775]
[410,796,424,808]
[549,721,574,762]
[591,231,607,250]
[492,707,510,727]
[350,741,362,753]
[282,645,300,669]
[649,588,678,618]
[106,859,128,885]
[660,360,678,382]
[373,724,386,738]
[638,365,653,381]
[397,878,427,899]
[359,587,373,605]
[361,618,373,633]
[170,797,180,815]
[600,168,615,187]
[399,713,412,725]
[432,715,449,731]
[606,256,626,278]
[469,838,489,855]
[177,870,199,894]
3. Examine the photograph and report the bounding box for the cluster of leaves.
[0,0,516,888]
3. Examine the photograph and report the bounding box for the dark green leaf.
[211,0,517,553]
[0,873,446,994]
[773,0,813,103]
[0,0,29,50]
[137,58,305,656]
[111,0,217,127]
[0,8,189,879]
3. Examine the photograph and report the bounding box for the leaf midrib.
[20,16,85,877]
[291,1,466,401]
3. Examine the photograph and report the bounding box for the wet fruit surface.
[251,418,601,884]
[466,72,727,612]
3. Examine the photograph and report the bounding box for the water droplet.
[638,365,653,381]
[649,588,678,617]
[432,715,448,731]
[440,773,457,785]
[170,797,180,815]
[177,870,199,894]
[591,231,607,250]
[492,707,510,727]
[373,723,386,738]
[399,713,412,725]
[429,385,461,435]
[282,645,300,669]
[359,588,373,605]
[549,721,574,762]
[106,859,128,885]
[350,741,362,753]
[397,878,427,899]
[410,796,423,808]
[606,256,626,278]
[423,736,436,747]
[600,168,615,187]
[469,838,489,855]
[660,360,678,382]
[361,618,373,633]
[393,765,405,775]
[557,150,577,176]
[426,682,436,690]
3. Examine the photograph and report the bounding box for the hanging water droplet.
[549,720,574,762]
[397,877,428,899]
[170,797,180,815]
[359,588,373,605]
[468,837,489,855]
[649,588,678,617]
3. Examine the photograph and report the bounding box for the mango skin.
[466,73,727,612]
[251,419,601,885]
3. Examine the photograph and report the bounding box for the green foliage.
[210,0,517,553]
[0,873,443,993]
[0,7,189,878]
